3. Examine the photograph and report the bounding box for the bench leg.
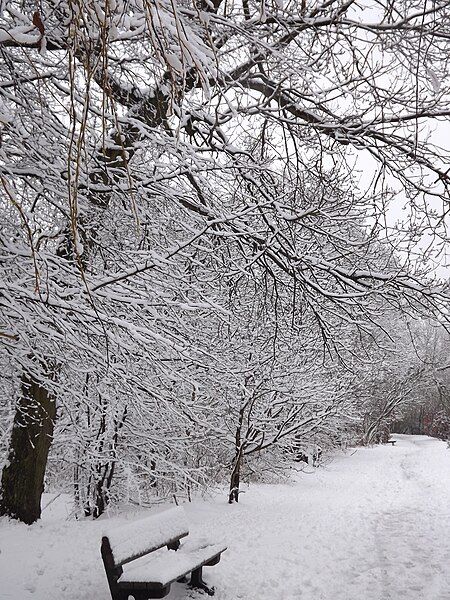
[190,567,215,596]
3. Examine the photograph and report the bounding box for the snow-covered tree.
[1,0,450,522]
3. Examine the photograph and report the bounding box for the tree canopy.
[1,0,450,522]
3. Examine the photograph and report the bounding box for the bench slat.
[119,543,227,588]
[104,506,189,565]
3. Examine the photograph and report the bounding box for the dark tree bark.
[0,368,56,524]
[228,403,245,504]
[81,405,127,519]
[228,454,242,504]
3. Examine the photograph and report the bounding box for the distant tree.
[390,320,450,438]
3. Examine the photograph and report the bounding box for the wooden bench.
[101,506,226,600]
[387,440,396,446]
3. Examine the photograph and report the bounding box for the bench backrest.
[102,505,189,567]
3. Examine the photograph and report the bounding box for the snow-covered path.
[2,435,450,600]
[205,435,450,600]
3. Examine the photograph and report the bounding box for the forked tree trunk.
[0,370,56,524]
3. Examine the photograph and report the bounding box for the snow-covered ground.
[2,434,450,600]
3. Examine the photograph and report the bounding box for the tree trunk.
[85,461,115,519]
[228,454,242,503]
[229,405,245,504]
[0,370,56,524]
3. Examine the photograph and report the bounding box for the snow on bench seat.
[104,506,189,565]
[119,543,226,588]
